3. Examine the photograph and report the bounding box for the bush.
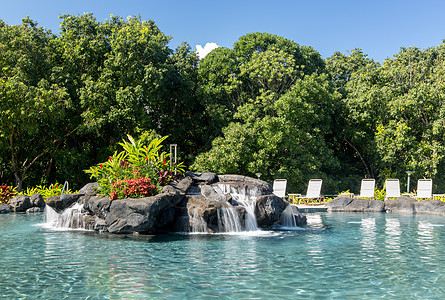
[0,184,17,204]
[85,133,185,199]
[19,182,78,200]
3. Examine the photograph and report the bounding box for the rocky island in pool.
[43,172,306,234]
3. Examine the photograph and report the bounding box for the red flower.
[109,156,112,161]
[100,164,103,168]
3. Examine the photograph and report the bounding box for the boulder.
[161,176,193,203]
[185,171,218,184]
[290,206,307,226]
[84,196,112,219]
[415,200,445,215]
[255,194,287,227]
[326,197,354,210]
[327,197,385,212]
[8,195,32,212]
[79,182,99,195]
[384,197,416,214]
[26,207,44,213]
[218,175,273,195]
[0,203,12,214]
[30,194,45,208]
[46,193,83,213]
[174,194,229,233]
[201,184,227,202]
[105,193,176,234]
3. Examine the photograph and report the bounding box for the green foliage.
[85,133,185,199]
[375,188,386,201]
[19,182,78,200]
[0,184,17,204]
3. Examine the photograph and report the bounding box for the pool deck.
[291,204,328,213]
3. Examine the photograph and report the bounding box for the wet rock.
[218,175,273,195]
[8,195,32,212]
[105,193,175,234]
[290,206,307,226]
[46,193,83,213]
[201,185,227,202]
[26,207,44,213]
[0,203,12,214]
[255,194,287,227]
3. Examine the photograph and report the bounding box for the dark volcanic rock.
[8,195,32,212]
[327,197,385,212]
[105,193,176,234]
[290,206,307,226]
[326,197,354,210]
[218,175,273,195]
[30,194,45,208]
[185,171,218,184]
[415,200,445,215]
[161,176,193,200]
[384,197,417,214]
[46,193,83,213]
[0,203,12,214]
[26,207,44,213]
[255,194,287,227]
[84,196,112,219]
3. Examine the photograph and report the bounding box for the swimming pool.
[1,212,444,298]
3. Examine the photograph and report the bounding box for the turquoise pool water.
[1,212,445,299]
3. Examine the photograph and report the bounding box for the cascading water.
[44,203,87,230]
[279,204,297,228]
[217,205,243,232]
[217,184,260,232]
[190,208,208,233]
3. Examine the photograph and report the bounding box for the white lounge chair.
[385,179,400,200]
[273,179,287,199]
[355,179,375,199]
[415,179,432,199]
[295,179,323,204]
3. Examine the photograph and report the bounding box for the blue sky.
[2,0,445,62]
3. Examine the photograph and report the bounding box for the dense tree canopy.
[1,14,445,194]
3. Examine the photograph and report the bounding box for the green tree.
[192,74,341,193]
[0,18,70,190]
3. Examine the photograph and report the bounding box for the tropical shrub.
[19,182,78,200]
[84,134,185,199]
[0,184,17,204]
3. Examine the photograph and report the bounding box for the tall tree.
[0,17,70,190]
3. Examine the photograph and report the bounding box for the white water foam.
[42,203,89,230]
[190,208,208,233]
[280,204,297,228]
[217,184,260,232]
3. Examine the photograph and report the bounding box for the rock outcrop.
[327,196,445,216]
[8,194,46,213]
[45,173,305,234]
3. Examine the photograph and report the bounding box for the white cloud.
[196,42,219,60]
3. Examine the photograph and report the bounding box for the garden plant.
[85,134,185,200]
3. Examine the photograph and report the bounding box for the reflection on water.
[2,212,445,298]
[385,218,402,258]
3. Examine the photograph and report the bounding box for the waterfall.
[217,205,243,232]
[190,208,208,233]
[280,204,297,228]
[44,203,87,230]
[217,184,260,232]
